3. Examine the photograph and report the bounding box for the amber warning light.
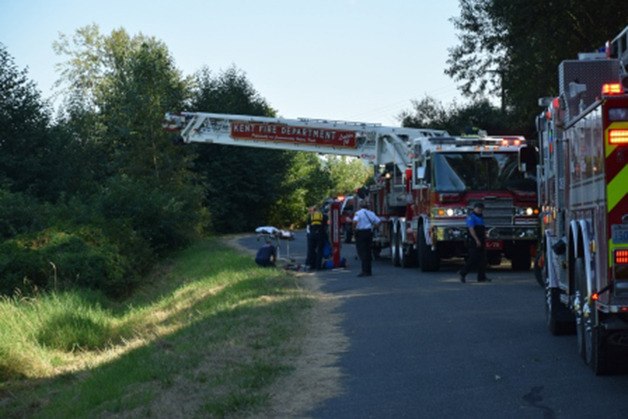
[609,129,628,145]
[602,83,624,95]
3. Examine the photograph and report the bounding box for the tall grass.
[0,238,312,417]
[0,291,116,379]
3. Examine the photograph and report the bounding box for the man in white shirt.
[352,201,381,277]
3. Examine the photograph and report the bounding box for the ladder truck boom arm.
[164,112,448,173]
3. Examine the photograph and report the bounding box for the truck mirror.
[519,146,538,173]
[416,166,426,180]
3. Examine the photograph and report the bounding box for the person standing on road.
[306,205,327,270]
[459,202,490,283]
[352,200,381,277]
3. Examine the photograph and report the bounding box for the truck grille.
[471,198,513,226]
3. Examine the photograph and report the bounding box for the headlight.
[432,207,467,217]
[515,207,538,216]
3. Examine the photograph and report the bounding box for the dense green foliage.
[400,96,520,136]
[0,26,368,296]
[444,0,627,133]
[0,28,206,297]
[188,66,339,231]
[0,44,51,196]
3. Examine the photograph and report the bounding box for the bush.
[0,227,135,297]
[97,176,205,254]
[0,189,45,239]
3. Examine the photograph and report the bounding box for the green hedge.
[0,227,134,297]
[0,189,45,240]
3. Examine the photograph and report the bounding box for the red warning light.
[615,249,628,264]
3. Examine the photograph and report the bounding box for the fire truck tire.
[534,253,544,288]
[487,252,501,266]
[344,225,353,243]
[511,245,531,271]
[372,245,382,260]
[578,254,610,374]
[575,258,588,360]
[418,227,440,272]
[400,243,416,268]
[392,225,401,267]
[545,287,575,336]
[585,312,609,375]
[397,229,409,267]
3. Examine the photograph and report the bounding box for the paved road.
[239,232,628,418]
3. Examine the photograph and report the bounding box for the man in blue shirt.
[459,202,489,283]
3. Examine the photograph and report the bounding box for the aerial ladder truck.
[164,111,448,267]
[165,112,539,272]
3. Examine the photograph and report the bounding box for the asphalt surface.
[238,231,628,418]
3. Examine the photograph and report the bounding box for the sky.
[0,0,463,126]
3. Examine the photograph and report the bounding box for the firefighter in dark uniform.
[306,205,327,270]
[459,202,490,283]
[255,241,277,267]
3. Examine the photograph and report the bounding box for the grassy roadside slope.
[0,237,313,417]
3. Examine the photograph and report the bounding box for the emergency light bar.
[609,129,628,145]
[439,136,526,147]
[500,139,522,146]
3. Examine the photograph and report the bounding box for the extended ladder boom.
[164,112,448,172]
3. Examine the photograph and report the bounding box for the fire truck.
[536,26,628,374]
[164,111,447,266]
[367,134,539,272]
[164,113,538,271]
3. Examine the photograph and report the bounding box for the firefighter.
[306,205,327,270]
[352,200,381,277]
[459,202,490,283]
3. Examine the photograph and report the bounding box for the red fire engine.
[164,114,538,272]
[537,26,628,374]
[164,112,447,267]
[366,134,539,272]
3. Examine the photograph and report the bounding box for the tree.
[400,96,518,136]
[326,156,372,197]
[55,26,191,180]
[445,0,506,102]
[447,0,627,130]
[267,153,332,228]
[189,66,299,232]
[0,44,51,195]
[54,25,205,253]
[398,96,449,131]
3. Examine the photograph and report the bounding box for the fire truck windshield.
[432,152,536,192]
